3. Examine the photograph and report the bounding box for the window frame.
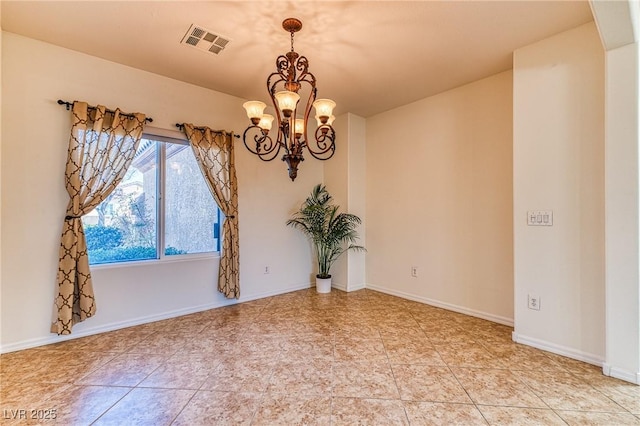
[88,127,221,270]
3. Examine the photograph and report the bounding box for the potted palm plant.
[287,184,365,293]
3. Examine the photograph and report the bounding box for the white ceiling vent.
[181,24,230,55]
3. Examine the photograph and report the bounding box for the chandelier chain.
[290,30,295,53]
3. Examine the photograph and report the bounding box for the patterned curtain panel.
[182,124,240,299]
[52,101,146,335]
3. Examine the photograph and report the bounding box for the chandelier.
[242,18,336,181]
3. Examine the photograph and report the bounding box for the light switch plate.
[527,210,553,226]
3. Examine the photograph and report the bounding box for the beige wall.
[603,40,640,383]
[324,113,366,291]
[513,22,605,363]
[365,71,514,325]
[0,32,323,351]
[0,9,3,345]
[591,0,640,384]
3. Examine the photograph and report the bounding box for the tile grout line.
[88,386,136,426]
[381,328,410,425]
[329,334,335,426]
[249,302,280,426]
[418,309,497,424]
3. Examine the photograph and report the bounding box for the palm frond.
[287,184,366,278]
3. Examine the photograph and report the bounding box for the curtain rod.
[57,100,153,123]
[175,123,240,139]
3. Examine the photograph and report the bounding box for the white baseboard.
[366,284,514,327]
[0,282,311,354]
[331,281,347,292]
[330,281,366,292]
[347,282,366,292]
[512,332,604,367]
[602,363,640,384]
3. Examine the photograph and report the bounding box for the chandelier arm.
[305,125,336,160]
[242,126,283,162]
[298,71,316,85]
[274,55,290,76]
[281,120,293,155]
[295,56,310,79]
[242,126,262,155]
[268,64,304,157]
[293,71,317,152]
[267,71,288,89]
[297,59,316,95]
[266,71,288,152]
[267,71,287,106]
[256,143,283,162]
[306,91,317,142]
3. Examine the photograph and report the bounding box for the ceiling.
[1,1,594,117]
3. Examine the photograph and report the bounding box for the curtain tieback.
[227,215,235,219]
[65,215,82,220]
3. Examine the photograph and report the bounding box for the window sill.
[89,252,220,270]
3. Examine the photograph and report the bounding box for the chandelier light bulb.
[258,114,274,131]
[312,99,336,122]
[243,101,266,125]
[274,91,300,118]
[294,118,305,137]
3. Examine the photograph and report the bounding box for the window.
[82,132,221,265]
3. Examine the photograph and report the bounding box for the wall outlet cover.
[528,294,541,310]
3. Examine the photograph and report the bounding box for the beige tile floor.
[1,289,639,425]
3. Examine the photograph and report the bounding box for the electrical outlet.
[528,294,541,310]
[264,266,270,274]
[411,266,418,278]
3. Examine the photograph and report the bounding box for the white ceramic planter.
[316,276,332,293]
